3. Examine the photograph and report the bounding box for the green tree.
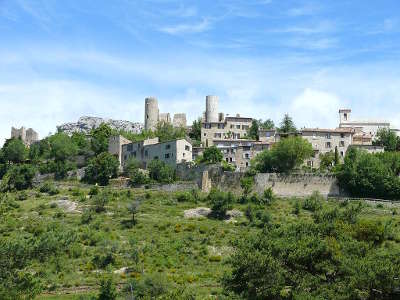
[147,159,175,183]
[155,121,186,142]
[91,124,113,155]
[84,152,119,186]
[97,276,117,300]
[334,146,340,166]
[71,132,91,156]
[252,136,313,173]
[319,151,335,171]
[189,118,202,143]
[278,114,296,133]
[261,119,275,130]
[2,138,26,164]
[247,120,259,140]
[207,188,234,219]
[48,133,78,179]
[373,128,398,151]
[202,146,223,164]
[1,164,36,191]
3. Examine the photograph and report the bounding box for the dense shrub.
[302,191,323,212]
[39,182,59,195]
[84,152,119,186]
[129,169,149,186]
[147,159,175,183]
[0,164,36,191]
[97,276,117,300]
[207,189,234,219]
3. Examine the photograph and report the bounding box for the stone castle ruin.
[144,97,187,131]
[11,126,39,146]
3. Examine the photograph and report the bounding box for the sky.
[1,0,400,145]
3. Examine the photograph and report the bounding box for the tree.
[252,136,313,173]
[319,151,335,171]
[336,147,400,200]
[261,119,275,130]
[1,164,36,191]
[91,124,113,155]
[97,276,117,300]
[147,159,175,183]
[278,114,296,133]
[154,121,186,143]
[247,120,259,140]
[334,146,340,166]
[2,138,26,164]
[189,118,202,143]
[373,128,398,151]
[71,132,91,156]
[207,189,234,219]
[127,201,140,226]
[202,146,223,164]
[48,133,78,179]
[84,152,119,186]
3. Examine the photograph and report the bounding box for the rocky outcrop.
[57,116,143,135]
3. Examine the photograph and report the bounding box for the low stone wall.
[254,173,342,198]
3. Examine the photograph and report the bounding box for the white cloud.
[159,18,211,35]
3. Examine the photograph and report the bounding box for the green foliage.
[127,201,140,226]
[240,176,254,198]
[124,157,141,176]
[71,132,91,156]
[155,121,186,142]
[201,146,223,164]
[223,215,400,299]
[336,147,400,199]
[84,152,119,186]
[252,136,313,173]
[207,189,234,219]
[39,182,59,195]
[1,164,36,191]
[48,133,78,162]
[278,113,296,133]
[261,188,275,205]
[373,127,399,151]
[302,191,323,212]
[189,118,202,144]
[91,124,113,155]
[129,169,150,186]
[2,138,27,163]
[319,150,335,171]
[92,189,111,213]
[97,276,117,300]
[221,160,236,172]
[247,119,259,140]
[147,159,175,183]
[260,119,275,130]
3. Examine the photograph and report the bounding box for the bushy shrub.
[222,161,236,172]
[147,159,175,183]
[89,185,99,196]
[39,182,59,195]
[176,191,195,203]
[97,276,117,300]
[207,189,234,219]
[125,274,170,299]
[83,152,119,186]
[129,169,149,186]
[92,190,111,213]
[261,188,275,205]
[302,191,323,212]
[1,164,36,191]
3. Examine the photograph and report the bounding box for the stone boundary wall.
[176,163,344,198]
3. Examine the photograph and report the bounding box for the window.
[165,153,170,159]
[203,133,206,136]
[340,141,345,147]
[326,142,331,148]
[226,158,229,162]
[344,113,347,121]
[325,133,331,139]
[214,133,222,138]
[204,123,211,129]
[185,145,190,151]
[133,151,137,157]
[166,144,171,150]
[183,153,185,157]
[246,162,249,167]
[266,132,271,137]
[236,124,241,129]
[154,156,159,159]
[242,125,249,130]
[244,153,250,159]
[237,133,240,139]
[127,144,133,151]
[218,123,225,129]
[340,151,344,157]
[341,133,345,138]
[229,157,233,162]
[144,150,148,157]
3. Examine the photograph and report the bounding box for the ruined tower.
[144,97,159,131]
[205,95,219,123]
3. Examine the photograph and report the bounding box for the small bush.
[39,182,59,195]
[292,201,300,215]
[17,191,28,201]
[89,185,99,196]
[176,191,194,203]
[207,189,234,219]
[302,191,323,212]
[129,169,149,186]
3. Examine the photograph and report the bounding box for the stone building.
[121,137,192,169]
[200,95,253,147]
[144,97,187,131]
[301,127,355,168]
[108,135,132,167]
[338,109,390,139]
[11,126,39,146]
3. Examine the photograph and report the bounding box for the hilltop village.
[10,95,397,173]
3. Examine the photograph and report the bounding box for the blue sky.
[1,0,400,144]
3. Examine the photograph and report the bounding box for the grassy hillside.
[1,181,400,299]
